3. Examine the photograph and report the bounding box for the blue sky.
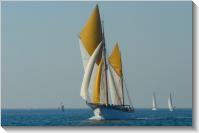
[2,1,192,108]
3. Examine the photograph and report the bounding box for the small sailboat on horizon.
[152,92,158,111]
[58,102,65,112]
[168,93,175,111]
[61,104,64,112]
[78,5,134,120]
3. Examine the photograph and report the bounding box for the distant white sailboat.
[168,93,174,111]
[152,92,158,111]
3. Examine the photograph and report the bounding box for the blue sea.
[1,109,192,126]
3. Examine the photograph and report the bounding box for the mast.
[170,93,172,106]
[120,52,125,105]
[153,92,156,108]
[102,20,109,105]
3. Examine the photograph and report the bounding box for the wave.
[134,117,192,120]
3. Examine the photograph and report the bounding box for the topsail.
[79,5,102,66]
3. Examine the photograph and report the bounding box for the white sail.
[99,62,107,104]
[79,38,99,102]
[168,93,174,111]
[80,42,102,101]
[108,65,123,105]
[79,39,90,70]
[152,92,157,111]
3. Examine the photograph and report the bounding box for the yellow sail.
[92,59,103,103]
[108,42,122,76]
[80,4,102,64]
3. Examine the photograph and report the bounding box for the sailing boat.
[61,103,65,112]
[78,5,134,120]
[152,92,158,111]
[58,102,65,112]
[168,93,174,111]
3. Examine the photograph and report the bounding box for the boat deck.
[87,102,134,112]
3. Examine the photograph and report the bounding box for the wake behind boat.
[78,5,134,120]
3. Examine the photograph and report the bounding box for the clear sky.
[2,1,192,109]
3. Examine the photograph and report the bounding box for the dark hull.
[87,103,134,120]
[87,103,134,112]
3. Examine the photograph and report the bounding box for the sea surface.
[1,109,192,126]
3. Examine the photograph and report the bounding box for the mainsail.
[79,5,103,101]
[108,43,124,105]
[152,92,157,110]
[80,42,102,101]
[168,93,174,111]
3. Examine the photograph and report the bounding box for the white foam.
[89,115,105,120]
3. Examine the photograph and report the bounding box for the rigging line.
[124,79,133,108]
[123,72,134,109]
[120,51,133,109]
